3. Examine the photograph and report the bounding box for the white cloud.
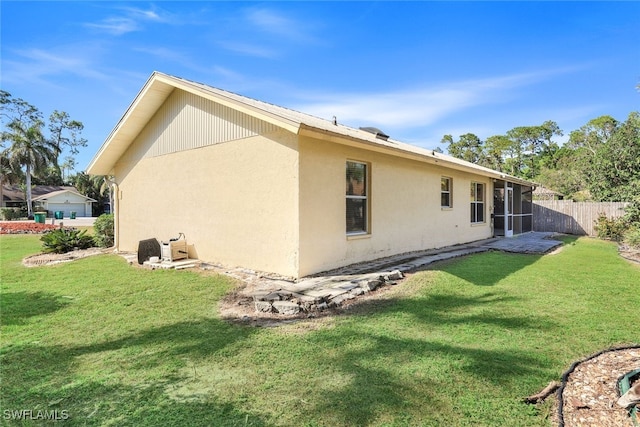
[1,44,144,99]
[84,5,173,36]
[85,17,139,36]
[2,47,109,86]
[245,8,317,43]
[216,41,278,59]
[292,69,579,131]
[122,7,166,23]
[216,7,322,57]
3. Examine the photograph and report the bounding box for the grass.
[1,234,638,426]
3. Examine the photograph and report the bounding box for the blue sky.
[2,1,639,173]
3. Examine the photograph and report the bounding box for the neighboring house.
[1,185,95,217]
[87,72,535,278]
[0,185,26,208]
[533,186,565,200]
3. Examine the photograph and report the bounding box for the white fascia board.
[299,125,535,186]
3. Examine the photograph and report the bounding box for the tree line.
[440,112,640,202]
[2,89,638,217]
[0,91,110,217]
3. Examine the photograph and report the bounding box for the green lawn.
[1,235,638,426]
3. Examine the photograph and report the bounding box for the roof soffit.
[298,125,534,186]
[86,74,175,175]
[87,72,535,187]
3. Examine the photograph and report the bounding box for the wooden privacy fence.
[533,200,629,236]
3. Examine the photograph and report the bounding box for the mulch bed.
[555,347,640,427]
[0,221,57,234]
[22,247,112,267]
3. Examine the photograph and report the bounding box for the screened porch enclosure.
[493,181,533,236]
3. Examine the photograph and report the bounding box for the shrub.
[623,226,640,249]
[41,228,95,254]
[0,207,27,220]
[623,200,640,224]
[593,213,626,241]
[93,213,114,248]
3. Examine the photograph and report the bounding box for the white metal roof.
[86,71,534,186]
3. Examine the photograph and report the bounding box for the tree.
[0,90,42,128]
[1,119,55,216]
[100,176,115,214]
[61,156,77,183]
[506,121,562,179]
[48,110,87,179]
[70,172,110,216]
[568,115,618,156]
[0,151,24,208]
[535,146,586,199]
[441,133,483,163]
[586,112,640,201]
[1,91,86,186]
[482,135,512,172]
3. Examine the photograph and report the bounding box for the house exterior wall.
[114,92,301,277]
[297,136,493,276]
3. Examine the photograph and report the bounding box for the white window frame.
[441,177,453,209]
[470,182,485,224]
[346,161,369,236]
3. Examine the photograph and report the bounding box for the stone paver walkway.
[242,232,564,314]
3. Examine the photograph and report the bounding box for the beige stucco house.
[87,72,534,278]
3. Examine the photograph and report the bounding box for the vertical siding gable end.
[136,89,279,159]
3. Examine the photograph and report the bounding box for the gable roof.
[87,71,534,186]
[2,185,86,202]
[32,188,97,203]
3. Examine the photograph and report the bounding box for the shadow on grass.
[423,236,576,286]
[72,317,254,361]
[312,334,544,425]
[555,235,581,250]
[1,317,254,368]
[299,279,558,424]
[0,291,70,325]
[1,377,266,426]
[1,317,260,426]
[430,251,543,286]
[402,292,556,331]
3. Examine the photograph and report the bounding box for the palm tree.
[61,155,77,184]
[100,176,115,214]
[71,172,111,215]
[2,119,55,217]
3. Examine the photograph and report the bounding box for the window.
[346,161,368,234]
[441,177,452,208]
[470,182,485,223]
